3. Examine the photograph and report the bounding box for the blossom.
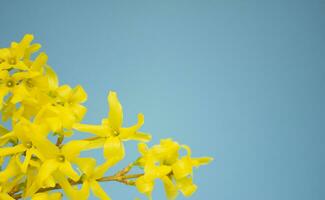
[56,158,118,200]
[0,34,35,71]
[25,133,90,197]
[135,139,213,199]
[73,91,151,162]
[0,121,45,173]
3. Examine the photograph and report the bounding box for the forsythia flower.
[73,91,151,163]
[135,139,213,200]
[0,35,212,199]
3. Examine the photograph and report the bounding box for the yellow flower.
[0,34,35,71]
[135,161,171,199]
[0,121,45,173]
[0,70,29,107]
[33,84,87,134]
[135,139,213,200]
[74,91,151,162]
[25,133,90,197]
[56,158,117,200]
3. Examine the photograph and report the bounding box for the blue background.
[1,0,325,199]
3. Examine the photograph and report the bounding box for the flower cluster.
[0,35,212,200]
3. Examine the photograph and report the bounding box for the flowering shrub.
[0,35,213,200]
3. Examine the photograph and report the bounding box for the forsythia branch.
[0,34,213,200]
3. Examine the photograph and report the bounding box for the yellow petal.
[11,85,30,103]
[73,123,107,137]
[30,52,47,72]
[135,175,154,194]
[61,140,90,160]
[21,149,33,173]
[49,192,63,200]
[127,132,151,142]
[161,176,178,200]
[71,85,87,103]
[72,157,96,176]
[103,137,125,161]
[0,156,21,182]
[138,143,148,155]
[54,172,90,200]
[31,192,59,200]
[0,124,10,135]
[107,91,123,129]
[191,157,214,167]
[37,159,59,183]
[176,177,197,197]
[58,161,80,182]
[14,34,34,58]
[28,132,59,159]
[172,157,193,180]
[0,131,16,146]
[0,144,26,156]
[70,104,87,121]
[56,85,72,98]
[119,113,145,140]
[46,66,58,89]
[90,180,111,200]
[0,193,15,200]
[148,165,171,179]
[93,159,117,179]
[31,193,50,200]
[43,175,57,188]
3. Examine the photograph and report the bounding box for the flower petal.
[107,91,123,130]
[71,157,96,176]
[61,140,90,160]
[103,137,125,161]
[135,175,154,195]
[30,52,47,72]
[73,123,108,137]
[46,66,58,89]
[71,85,87,103]
[176,177,197,197]
[161,176,178,200]
[0,144,26,157]
[58,161,80,182]
[0,193,15,200]
[172,157,193,180]
[90,180,111,200]
[54,172,90,200]
[119,113,144,140]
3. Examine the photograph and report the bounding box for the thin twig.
[55,136,64,146]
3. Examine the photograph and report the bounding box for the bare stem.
[55,135,64,146]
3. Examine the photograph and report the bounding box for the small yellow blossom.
[73,91,151,163]
[135,139,213,199]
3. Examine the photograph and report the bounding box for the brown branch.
[55,136,64,146]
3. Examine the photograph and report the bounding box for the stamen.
[26,79,34,88]
[8,57,17,65]
[57,155,65,162]
[112,129,119,136]
[6,80,15,87]
[25,141,33,149]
